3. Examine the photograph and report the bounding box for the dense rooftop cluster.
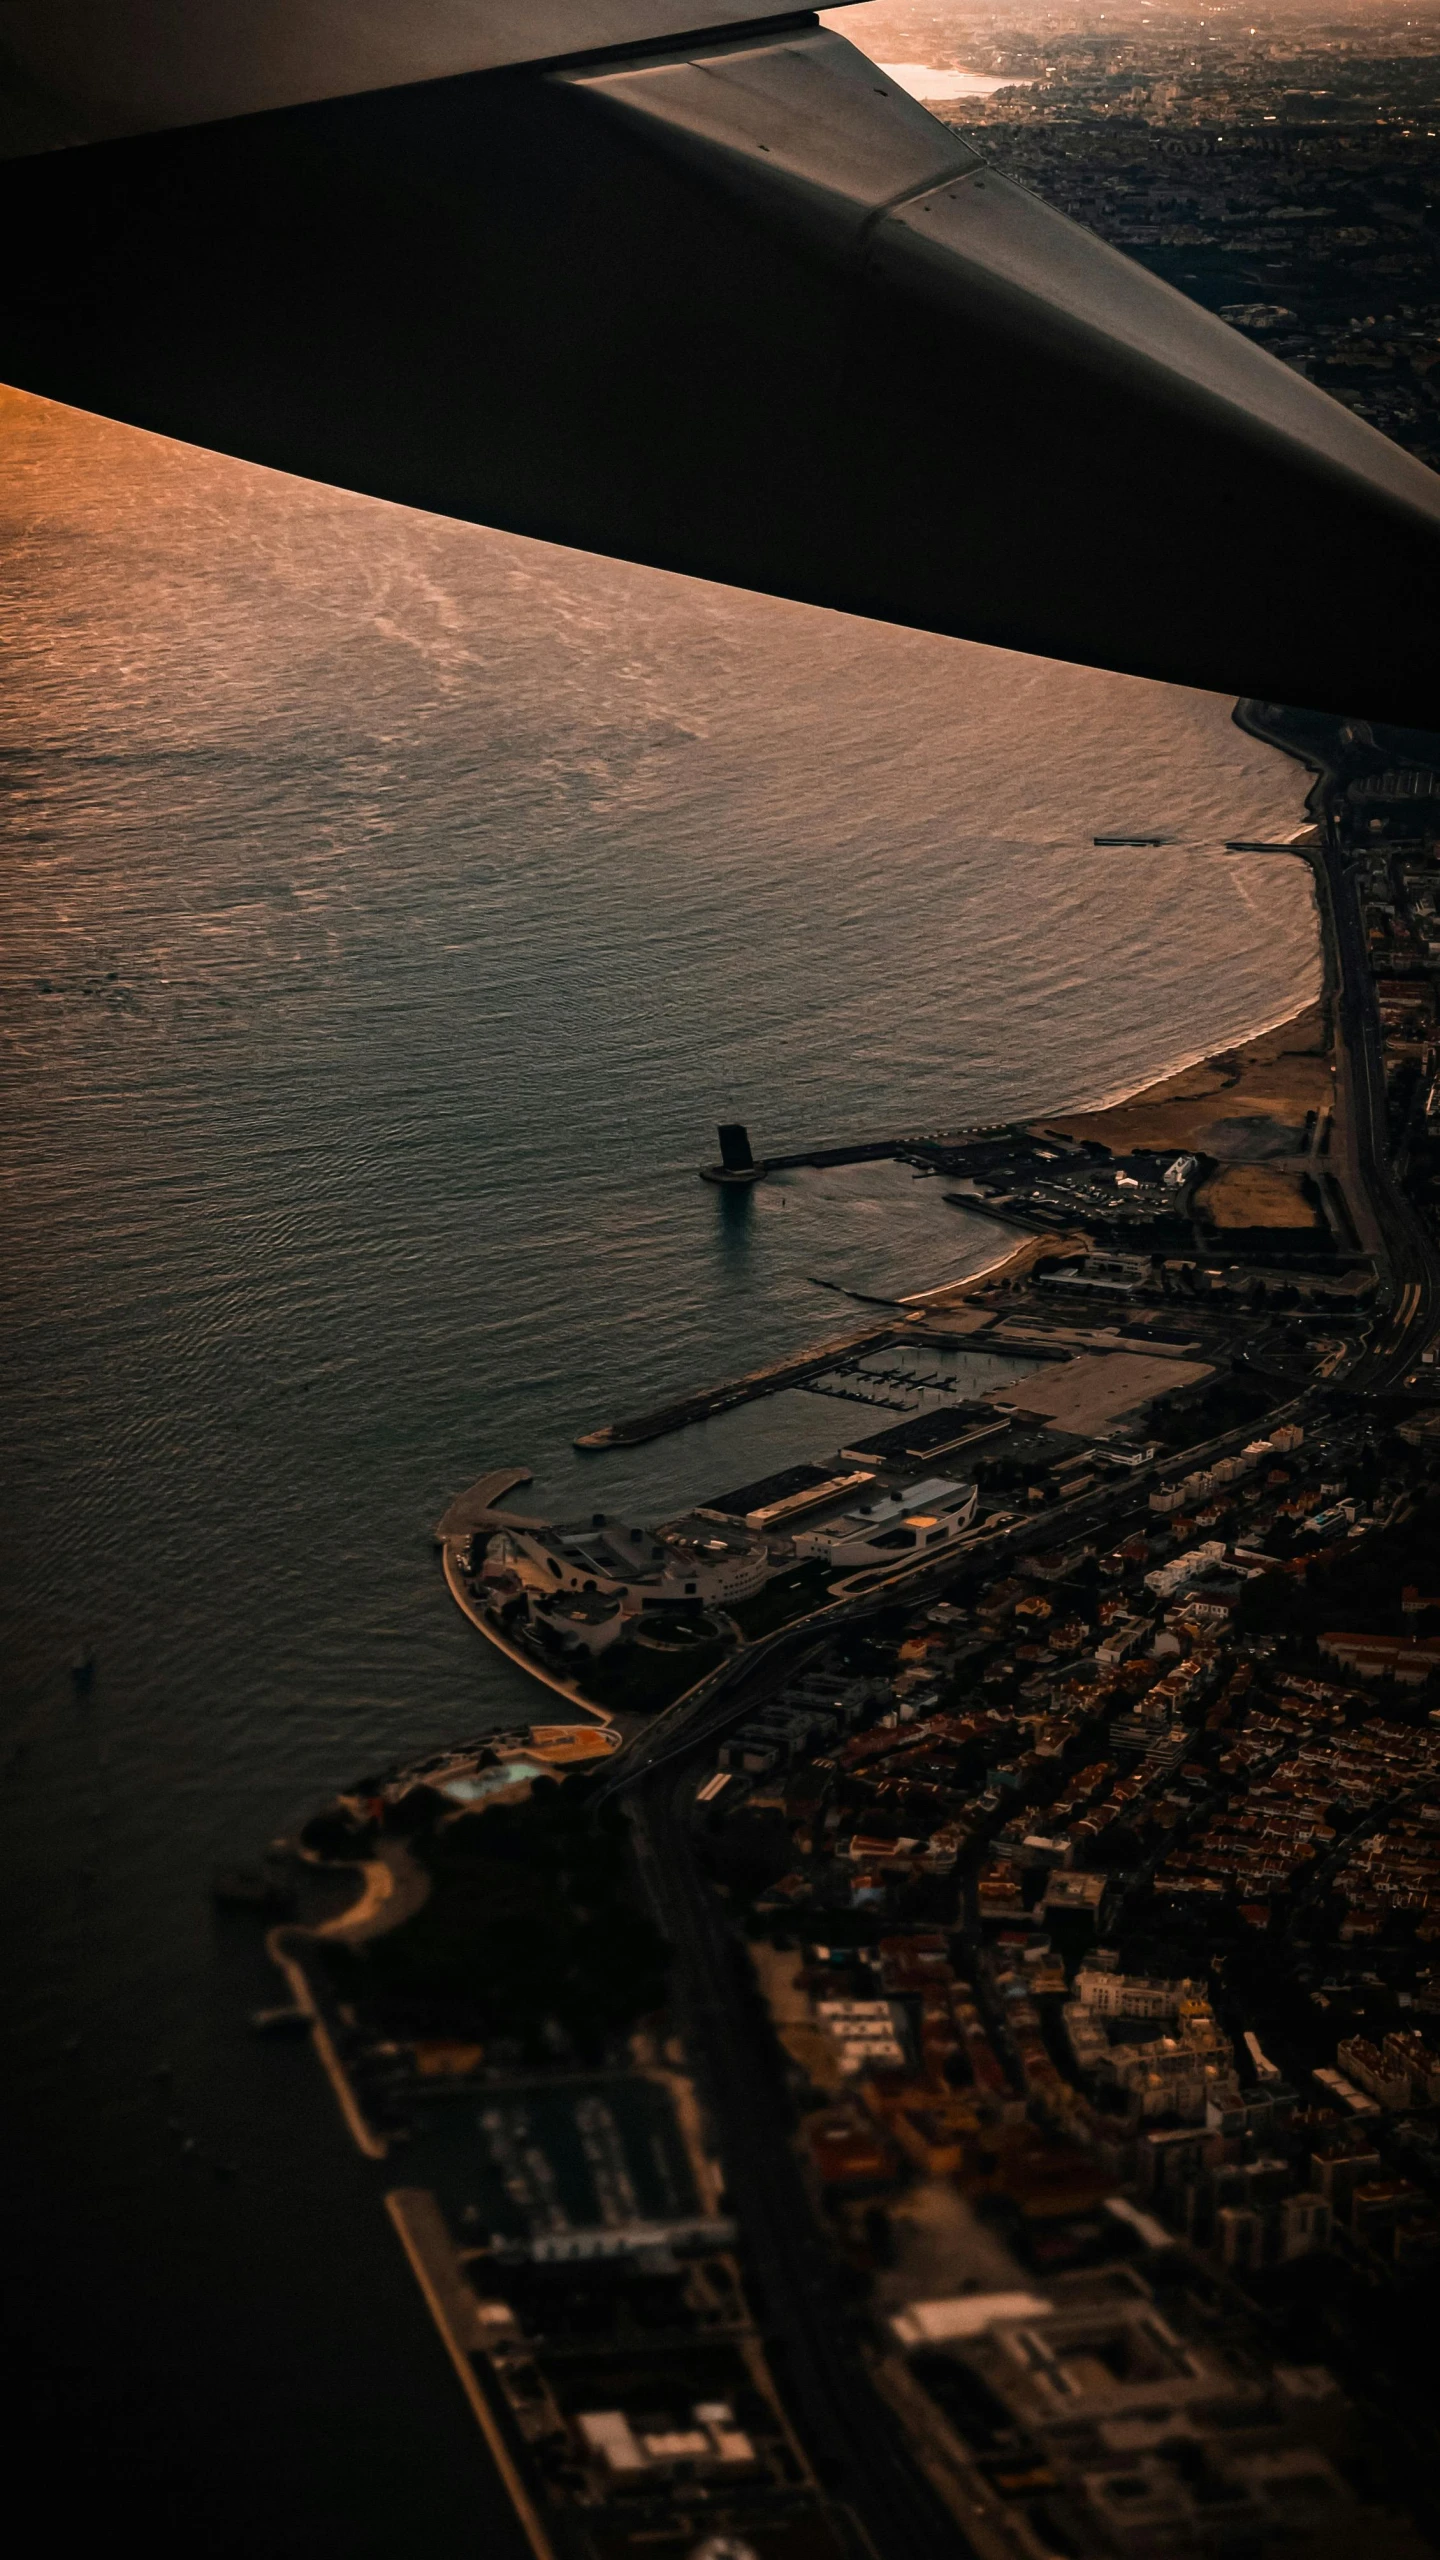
[696,1373,1440,2546]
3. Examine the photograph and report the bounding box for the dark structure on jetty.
[700,1123,764,1188]
[699,1120,935,1189]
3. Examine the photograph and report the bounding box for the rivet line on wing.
[854,155,986,258]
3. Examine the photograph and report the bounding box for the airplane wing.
[1,1,1436,720]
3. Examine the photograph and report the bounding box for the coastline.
[338,818,1365,2560]
[439,998,1332,1703]
[265,1927,389,2160]
[385,2192,558,2560]
[1046,983,1321,1126]
[440,1539,616,1723]
[1032,995,1331,1168]
[897,1225,1091,1308]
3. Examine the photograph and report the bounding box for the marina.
[573,1316,902,1450]
[572,1232,1079,1451]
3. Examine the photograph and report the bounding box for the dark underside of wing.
[1,5,1436,719]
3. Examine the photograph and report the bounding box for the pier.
[762,1137,920,1172]
[574,1318,900,1450]
[696,1114,1014,1188]
[574,1230,1087,1451]
[435,1466,536,1541]
[386,2190,558,2560]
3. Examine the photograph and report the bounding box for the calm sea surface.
[0,388,1317,2549]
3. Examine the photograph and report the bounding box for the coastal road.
[1316,824,1439,1391]
[630,1768,971,2560]
[1235,703,1440,1396]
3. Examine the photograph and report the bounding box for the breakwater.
[574,1318,901,1450]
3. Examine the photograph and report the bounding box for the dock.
[386,2189,558,2560]
[435,1466,537,1541]
[574,1229,1090,1451]
[574,1318,901,1449]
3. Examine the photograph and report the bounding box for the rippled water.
[0,387,1317,2549]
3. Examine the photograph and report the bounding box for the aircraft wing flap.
[564,32,978,254]
[879,167,1440,524]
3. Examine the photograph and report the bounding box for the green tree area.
[1237,1492,1440,1651]
[326,1782,669,2061]
[578,1633,727,1716]
[1149,1374,1275,1453]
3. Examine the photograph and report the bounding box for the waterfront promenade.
[265,1924,389,2160]
[440,1538,615,1724]
[386,2191,559,2560]
[1236,701,1440,1388]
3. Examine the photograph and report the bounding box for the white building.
[577,2403,757,2479]
[815,1997,909,2077]
[1073,1969,1190,2022]
[1145,1541,1227,1603]
[1281,2193,1332,2259]
[483,1512,769,1614]
[792,1476,978,1568]
[1096,1613,1150,1666]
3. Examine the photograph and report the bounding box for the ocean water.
[875,63,1032,97]
[0,387,1317,2548]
